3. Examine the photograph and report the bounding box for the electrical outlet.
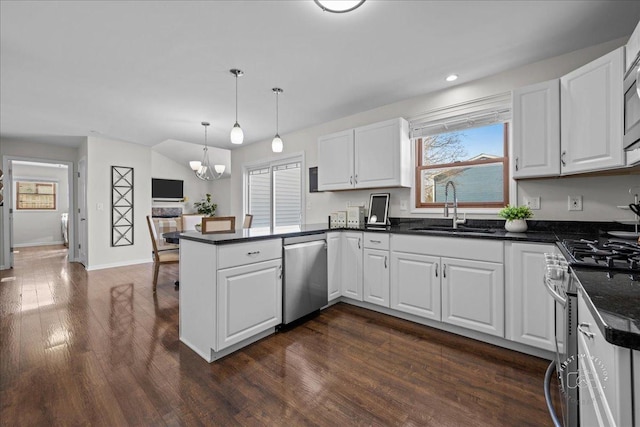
[524,196,540,210]
[568,195,583,211]
[400,200,408,211]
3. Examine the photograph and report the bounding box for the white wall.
[229,37,639,223]
[12,163,69,247]
[150,151,231,216]
[86,136,152,270]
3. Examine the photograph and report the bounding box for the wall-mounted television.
[152,178,184,199]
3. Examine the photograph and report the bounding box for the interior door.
[77,158,88,266]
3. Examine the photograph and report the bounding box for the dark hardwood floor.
[1,245,559,426]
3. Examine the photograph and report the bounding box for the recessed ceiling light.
[445,74,458,82]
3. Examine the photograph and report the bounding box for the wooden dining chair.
[243,214,253,228]
[201,216,236,234]
[146,215,179,291]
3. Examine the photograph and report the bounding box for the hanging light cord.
[235,74,239,123]
[275,90,279,135]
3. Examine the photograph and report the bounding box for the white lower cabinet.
[363,248,389,307]
[390,251,441,320]
[341,232,363,301]
[327,232,342,301]
[390,235,504,337]
[441,257,504,337]
[217,259,282,351]
[577,288,632,427]
[505,242,560,352]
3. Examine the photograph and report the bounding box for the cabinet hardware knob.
[515,157,519,171]
[278,265,282,279]
[350,176,353,185]
[247,251,260,255]
[577,322,595,339]
[435,263,438,277]
[561,151,566,167]
[358,238,361,249]
[371,240,381,244]
[443,264,447,278]
[384,256,387,269]
[355,174,358,184]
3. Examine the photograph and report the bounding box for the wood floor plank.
[1,245,559,426]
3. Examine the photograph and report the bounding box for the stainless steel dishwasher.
[282,233,328,325]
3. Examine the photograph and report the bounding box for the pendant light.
[229,69,244,145]
[271,88,284,153]
[190,122,225,180]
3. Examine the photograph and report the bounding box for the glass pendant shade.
[214,164,226,174]
[230,122,244,145]
[271,135,283,153]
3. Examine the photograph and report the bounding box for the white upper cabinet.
[317,118,411,191]
[317,129,355,191]
[512,79,561,178]
[560,47,624,174]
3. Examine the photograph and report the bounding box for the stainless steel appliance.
[624,52,640,165]
[544,237,640,426]
[282,233,328,325]
[543,253,578,427]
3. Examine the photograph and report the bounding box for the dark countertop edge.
[173,220,639,351]
[576,282,640,351]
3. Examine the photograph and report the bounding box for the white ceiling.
[1,1,639,151]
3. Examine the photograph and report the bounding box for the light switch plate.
[524,196,540,210]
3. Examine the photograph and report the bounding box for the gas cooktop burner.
[562,238,640,272]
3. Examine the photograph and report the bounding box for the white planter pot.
[505,219,527,232]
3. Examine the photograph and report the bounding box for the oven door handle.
[544,360,563,427]
[544,276,567,307]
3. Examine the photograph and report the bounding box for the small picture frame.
[367,193,390,228]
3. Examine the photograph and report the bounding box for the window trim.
[15,180,57,210]
[414,122,510,209]
[243,151,306,228]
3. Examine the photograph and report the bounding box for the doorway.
[1,156,76,269]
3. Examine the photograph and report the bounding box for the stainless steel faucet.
[444,180,466,229]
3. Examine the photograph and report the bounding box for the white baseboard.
[86,258,152,271]
[13,241,65,248]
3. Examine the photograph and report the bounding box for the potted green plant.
[498,205,533,232]
[194,193,217,217]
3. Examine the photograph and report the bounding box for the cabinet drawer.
[391,234,503,263]
[218,239,282,269]
[363,232,389,250]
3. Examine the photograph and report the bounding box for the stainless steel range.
[560,238,640,273]
[544,236,639,427]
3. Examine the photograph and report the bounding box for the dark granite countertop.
[169,218,639,350]
[572,267,640,351]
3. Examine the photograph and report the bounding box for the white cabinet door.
[505,242,557,351]
[512,80,561,178]
[390,251,441,321]
[354,118,411,188]
[317,129,354,191]
[363,248,389,307]
[441,257,504,337]
[217,259,282,350]
[327,232,342,301]
[625,19,640,72]
[561,47,624,174]
[341,232,363,301]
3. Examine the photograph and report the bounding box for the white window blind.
[273,162,301,227]
[246,159,302,228]
[410,92,511,139]
[248,168,270,228]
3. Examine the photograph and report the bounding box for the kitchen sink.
[408,225,496,234]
